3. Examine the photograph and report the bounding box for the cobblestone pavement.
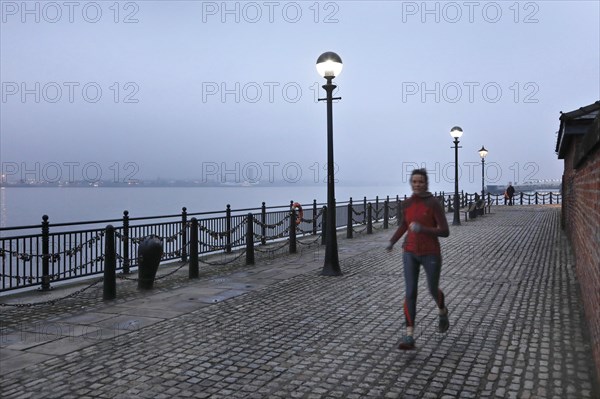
[1,206,598,398]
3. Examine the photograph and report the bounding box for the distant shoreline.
[0,181,390,189]
[0,181,320,188]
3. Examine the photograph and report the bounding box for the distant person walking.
[386,168,450,350]
[505,182,516,206]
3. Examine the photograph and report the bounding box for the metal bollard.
[181,207,188,262]
[367,203,373,234]
[104,225,116,300]
[312,199,318,236]
[137,235,163,290]
[40,215,52,291]
[246,213,255,265]
[226,205,232,253]
[383,200,389,229]
[261,202,267,245]
[289,208,297,254]
[122,211,130,274]
[321,206,327,245]
[189,218,199,279]
[346,198,353,239]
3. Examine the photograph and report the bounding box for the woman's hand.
[409,222,422,233]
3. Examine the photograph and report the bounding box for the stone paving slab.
[0,206,599,398]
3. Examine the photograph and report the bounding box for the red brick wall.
[563,142,600,383]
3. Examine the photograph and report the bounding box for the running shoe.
[439,309,450,333]
[398,335,415,350]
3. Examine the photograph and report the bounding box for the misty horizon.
[1,1,597,203]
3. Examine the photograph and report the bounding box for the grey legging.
[402,252,446,327]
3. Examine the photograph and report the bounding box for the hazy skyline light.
[1,0,599,194]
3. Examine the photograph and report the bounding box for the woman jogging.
[386,168,450,350]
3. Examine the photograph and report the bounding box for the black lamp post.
[316,51,343,276]
[478,146,488,198]
[450,126,463,226]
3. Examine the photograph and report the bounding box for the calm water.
[0,185,410,228]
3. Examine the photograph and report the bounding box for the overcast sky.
[1,0,599,193]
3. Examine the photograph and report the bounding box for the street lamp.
[478,146,488,198]
[316,51,342,276]
[450,126,463,226]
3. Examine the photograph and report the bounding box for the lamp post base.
[452,194,461,226]
[321,265,342,276]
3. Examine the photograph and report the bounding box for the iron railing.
[441,191,562,210]
[0,195,404,292]
[0,191,560,293]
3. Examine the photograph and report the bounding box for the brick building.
[555,100,600,382]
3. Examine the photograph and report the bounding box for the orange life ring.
[292,202,303,225]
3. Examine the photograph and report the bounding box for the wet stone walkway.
[0,205,598,398]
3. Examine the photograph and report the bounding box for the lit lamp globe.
[450,126,463,139]
[316,52,343,78]
[478,146,488,159]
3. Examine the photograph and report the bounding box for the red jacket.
[389,193,449,256]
